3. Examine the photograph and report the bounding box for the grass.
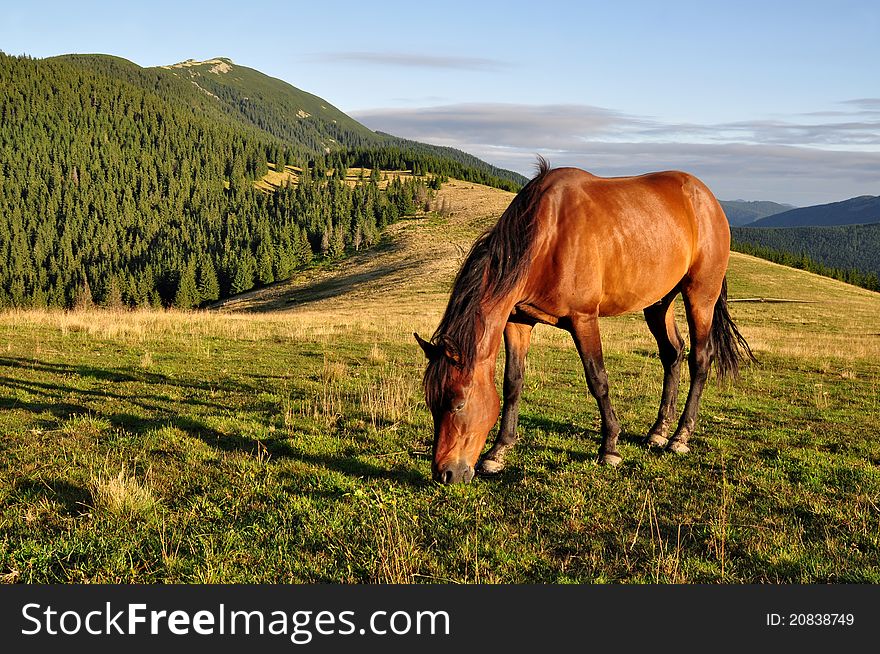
[1,181,879,584]
[89,466,158,519]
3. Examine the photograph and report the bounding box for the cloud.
[355,101,880,149]
[353,102,651,149]
[840,98,880,115]
[653,118,880,147]
[352,102,880,204]
[311,51,509,71]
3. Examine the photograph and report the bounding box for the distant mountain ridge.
[720,200,796,226]
[746,195,880,228]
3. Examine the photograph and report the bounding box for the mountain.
[48,54,527,189]
[154,57,382,153]
[720,200,796,226]
[732,222,880,280]
[57,55,528,190]
[0,51,525,309]
[746,195,880,228]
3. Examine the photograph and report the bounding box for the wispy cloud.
[355,101,880,149]
[352,101,880,204]
[353,103,651,149]
[840,98,880,114]
[312,51,509,71]
[645,117,880,147]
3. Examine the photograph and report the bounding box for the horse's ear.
[414,333,440,359]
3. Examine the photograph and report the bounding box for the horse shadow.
[519,413,647,447]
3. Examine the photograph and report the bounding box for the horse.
[415,157,754,484]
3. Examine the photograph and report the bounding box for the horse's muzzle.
[433,460,475,484]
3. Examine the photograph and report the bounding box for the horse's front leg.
[477,320,533,475]
[570,314,622,466]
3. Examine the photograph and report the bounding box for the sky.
[1,0,878,205]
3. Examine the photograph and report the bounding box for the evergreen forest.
[732,223,880,292]
[0,52,523,309]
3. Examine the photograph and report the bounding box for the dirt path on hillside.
[212,180,515,318]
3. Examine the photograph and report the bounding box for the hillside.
[150,59,532,190]
[2,178,878,584]
[732,222,880,278]
[213,178,517,315]
[220,179,880,362]
[720,200,795,226]
[748,194,880,227]
[374,134,528,188]
[0,52,525,310]
[155,57,381,154]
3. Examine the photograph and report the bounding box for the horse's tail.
[710,276,757,380]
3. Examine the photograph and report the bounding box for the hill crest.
[162,57,234,74]
[720,199,796,226]
[748,194,880,228]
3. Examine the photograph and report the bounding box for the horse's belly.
[597,265,685,315]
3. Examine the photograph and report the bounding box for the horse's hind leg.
[570,314,622,466]
[643,293,685,448]
[668,281,720,454]
[477,321,533,475]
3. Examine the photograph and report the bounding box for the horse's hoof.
[645,434,668,449]
[599,452,623,467]
[476,459,505,475]
[666,440,690,455]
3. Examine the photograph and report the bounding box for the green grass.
[0,282,878,583]
[2,181,878,584]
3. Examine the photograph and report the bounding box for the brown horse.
[415,157,754,484]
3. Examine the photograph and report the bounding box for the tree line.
[732,240,880,292]
[731,222,880,292]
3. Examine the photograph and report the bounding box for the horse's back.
[524,167,729,317]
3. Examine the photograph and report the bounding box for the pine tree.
[197,258,220,303]
[230,252,256,295]
[257,244,274,285]
[320,224,331,256]
[174,262,198,309]
[296,229,314,265]
[101,275,125,309]
[329,224,346,258]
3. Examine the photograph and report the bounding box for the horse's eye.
[452,400,465,413]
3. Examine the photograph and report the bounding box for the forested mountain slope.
[0,52,524,309]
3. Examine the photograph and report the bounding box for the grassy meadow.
[1,180,879,584]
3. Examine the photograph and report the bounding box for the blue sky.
[1,0,878,204]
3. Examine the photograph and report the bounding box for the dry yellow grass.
[254,165,419,194]
[89,467,158,519]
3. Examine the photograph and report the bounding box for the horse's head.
[415,333,500,484]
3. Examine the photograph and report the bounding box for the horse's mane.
[424,156,552,411]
